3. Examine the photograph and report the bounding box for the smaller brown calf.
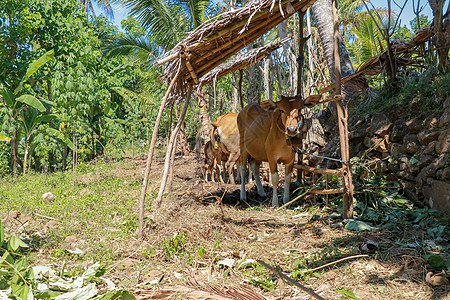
[204,141,216,182]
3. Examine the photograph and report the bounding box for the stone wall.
[305,102,450,213]
[346,107,450,213]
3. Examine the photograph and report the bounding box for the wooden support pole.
[294,164,344,176]
[138,57,183,240]
[296,10,306,184]
[154,85,193,208]
[332,0,354,219]
[309,187,344,195]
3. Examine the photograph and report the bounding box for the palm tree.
[80,0,114,18]
[312,0,356,101]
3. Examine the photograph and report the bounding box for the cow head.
[260,95,319,137]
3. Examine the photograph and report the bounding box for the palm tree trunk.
[312,0,355,102]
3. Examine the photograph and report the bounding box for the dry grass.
[1,152,448,299]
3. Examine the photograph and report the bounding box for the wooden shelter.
[156,0,318,97]
[139,0,357,243]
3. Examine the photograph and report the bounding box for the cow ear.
[259,100,277,111]
[304,95,322,107]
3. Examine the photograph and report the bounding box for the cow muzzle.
[285,118,303,137]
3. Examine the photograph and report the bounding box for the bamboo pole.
[137,57,183,240]
[309,187,344,195]
[332,0,353,219]
[154,85,193,208]
[294,164,344,176]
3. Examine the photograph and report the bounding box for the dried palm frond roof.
[199,36,292,85]
[319,26,434,96]
[157,0,317,96]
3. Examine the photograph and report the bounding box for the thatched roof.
[199,36,292,85]
[319,26,434,97]
[157,0,317,96]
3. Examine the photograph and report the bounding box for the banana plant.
[0,49,54,174]
[18,107,58,175]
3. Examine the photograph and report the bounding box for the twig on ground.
[257,260,326,300]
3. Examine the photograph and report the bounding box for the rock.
[397,170,415,181]
[386,173,398,182]
[418,155,435,169]
[435,128,450,153]
[400,180,417,189]
[406,117,422,133]
[8,210,21,220]
[410,164,420,175]
[364,136,388,153]
[433,154,448,169]
[375,160,388,175]
[388,163,400,173]
[417,130,440,145]
[322,271,337,281]
[422,141,436,155]
[441,167,450,180]
[428,180,450,213]
[403,188,424,208]
[438,108,450,128]
[65,235,77,244]
[305,118,326,147]
[349,128,368,140]
[422,184,432,199]
[142,270,164,284]
[388,143,405,157]
[422,115,439,130]
[371,112,393,136]
[42,192,55,202]
[45,220,57,229]
[390,119,408,142]
[403,134,420,154]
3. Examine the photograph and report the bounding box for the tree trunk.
[10,127,20,176]
[264,57,271,101]
[278,20,296,94]
[429,0,450,71]
[247,43,257,102]
[232,72,239,111]
[312,0,356,103]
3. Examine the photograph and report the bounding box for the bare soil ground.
[131,152,449,299]
[1,151,449,299]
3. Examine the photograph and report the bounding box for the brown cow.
[209,113,240,184]
[237,95,318,206]
[203,140,229,182]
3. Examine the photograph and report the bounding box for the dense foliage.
[0,0,445,178]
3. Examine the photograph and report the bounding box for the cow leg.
[283,162,294,204]
[228,153,240,185]
[250,159,266,197]
[270,172,279,207]
[268,159,279,207]
[239,163,247,201]
[283,172,292,204]
[239,151,250,201]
